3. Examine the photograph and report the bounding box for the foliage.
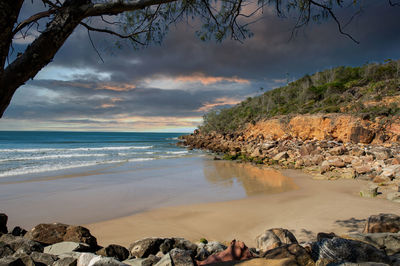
[200,59,400,133]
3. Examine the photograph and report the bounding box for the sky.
[1,0,399,132]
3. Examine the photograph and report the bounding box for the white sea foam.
[0,162,99,177]
[128,158,154,162]
[0,153,107,162]
[166,151,188,154]
[0,146,153,153]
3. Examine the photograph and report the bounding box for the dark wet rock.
[197,240,252,265]
[169,248,194,266]
[0,214,8,234]
[317,232,337,241]
[363,214,400,233]
[154,253,172,266]
[256,228,298,252]
[0,235,43,255]
[96,244,129,261]
[53,257,77,266]
[30,251,58,265]
[346,233,400,256]
[195,241,226,261]
[9,238,43,255]
[0,243,14,259]
[24,224,97,249]
[262,243,315,266]
[10,228,26,237]
[11,253,36,266]
[0,256,24,266]
[311,237,391,264]
[171,239,197,255]
[159,239,173,254]
[129,238,164,258]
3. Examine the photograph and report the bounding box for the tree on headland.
[0,0,398,118]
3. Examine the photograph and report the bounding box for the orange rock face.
[242,114,400,144]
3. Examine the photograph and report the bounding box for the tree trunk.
[0,0,24,71]
[0,0,90,118]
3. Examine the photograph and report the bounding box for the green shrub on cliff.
[200,60,400,133]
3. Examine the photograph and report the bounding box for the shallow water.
[0,156,297,229]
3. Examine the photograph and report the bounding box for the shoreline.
[86,168,400,248]
[1,156,299,230]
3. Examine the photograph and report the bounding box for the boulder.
[12,253,36,266]
[123,255,160,266]
[168,249,194,266]
[355,165,373,175]
[0,243,14,259]
[54,257,78,266]
[320,161,330,174]
[387,192,400,203]
[64,226,98,249]
[317,232,337,241]
[154,253,172,266]
[24,223,68,245]
[30,251,58,265]
[96,244,130,261]
[330,146,347,156]
[197,240,252,265]
[195,241,226,261]
[0,256,24,266]
[44,242,91,256]
[273,152,289,161]
[77,253,98,266]
[24,223,97,249]
[256,228,298,252]
[171,238,197,255]
[0,235,43,255]
[360,186,378,198]
[382,165,400,179]
[350,127,375,144]
[363,214,400,233]
[88,256,126,266]
[262,243,314,266]
[345,232,400,255]
[0,214,8,234]
[329,158,346,168]
[10,227,26,237]
[311,237,390,264]
[202,241,226,255]
[128,238,164,258]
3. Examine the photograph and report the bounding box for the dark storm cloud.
[2,0,400,130]
[46,0,400,81]
[5,78,251,120]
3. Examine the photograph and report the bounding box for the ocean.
[0,131,193,178]
[0,131,298,228]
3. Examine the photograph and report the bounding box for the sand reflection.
[203,160,299,196]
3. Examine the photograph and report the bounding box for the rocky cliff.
[242,114,400,144]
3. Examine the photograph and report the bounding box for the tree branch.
[12,9,56,37]
[80,22,146,45]
[85,0,179,17]
[309,0,360,44]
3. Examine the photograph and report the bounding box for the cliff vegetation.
[201,59,400,134]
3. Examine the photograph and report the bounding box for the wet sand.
[87,169,400,247]
[0,156,297,229]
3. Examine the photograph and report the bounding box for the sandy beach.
[87,168,400,248]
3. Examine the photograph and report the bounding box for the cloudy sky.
[1,0,399,132]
